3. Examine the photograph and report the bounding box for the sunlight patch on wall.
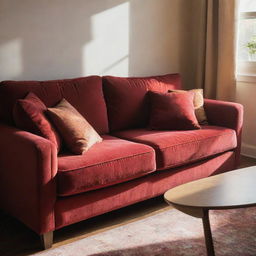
[82,2,129,76]
[0,39,23,80]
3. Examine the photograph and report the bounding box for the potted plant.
[246,36,256,61]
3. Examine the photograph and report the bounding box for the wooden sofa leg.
[41,231,53,249]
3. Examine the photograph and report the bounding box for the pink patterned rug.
[36,207,256,256]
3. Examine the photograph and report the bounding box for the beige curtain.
[197,0,238,101]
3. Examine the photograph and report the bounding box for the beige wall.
[236,81,256,157]
[0,0,198,88]
[2,1,253,156]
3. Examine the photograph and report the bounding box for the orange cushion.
[47,99,102,154]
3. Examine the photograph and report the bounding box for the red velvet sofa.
[0,74,243,249]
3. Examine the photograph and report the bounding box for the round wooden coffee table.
[164,166,256,256]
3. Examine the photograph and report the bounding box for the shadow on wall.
[0,0,127,80]
[0,0,193,85]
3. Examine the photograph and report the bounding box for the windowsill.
[236,74,256,83]
[237,61,256,83]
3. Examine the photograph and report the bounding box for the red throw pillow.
[168,88,208,125]
[47,99,102,155]
[13,92,62,152]
[103,74,182,131]
[148,91,201,130]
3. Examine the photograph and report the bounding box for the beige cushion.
[47,99,102,154]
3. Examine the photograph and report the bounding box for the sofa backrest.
[0,76,109,134]
[103,74,181,132]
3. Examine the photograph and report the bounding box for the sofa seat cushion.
[57,135,156,196]
[113,125,237,170]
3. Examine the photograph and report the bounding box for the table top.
[164,166,256,209]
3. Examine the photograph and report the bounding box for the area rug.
[36,207,256,256]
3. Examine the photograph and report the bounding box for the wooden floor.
[1,156,256,256]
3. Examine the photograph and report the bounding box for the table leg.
[202,210,215,256]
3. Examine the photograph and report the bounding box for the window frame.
[236,11,256,82]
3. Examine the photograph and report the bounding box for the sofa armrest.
[0,124,57,234]
[204,99,243,132]
[204,99,243,166]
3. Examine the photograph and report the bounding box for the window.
[237,0,256,81]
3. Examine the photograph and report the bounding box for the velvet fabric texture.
[55,151,235,229]
[148,91,201,130]
[57,135,156,196]
[13,92,61,152]
[204,99,243,166]
[103,74,181,131]
[47,99,102,155]
[0,74,243,237]
[0,123,57,234]
[168,88,208,124]
[113,126,237,170]
[0,76,108,134]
